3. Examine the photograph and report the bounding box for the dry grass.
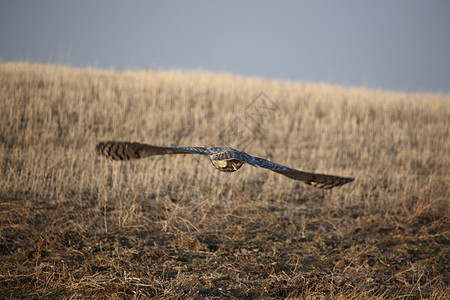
[0,62,449,299]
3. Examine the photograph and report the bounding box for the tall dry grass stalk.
[0,62,448,298]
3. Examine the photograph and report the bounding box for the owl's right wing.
[96,141,212,160]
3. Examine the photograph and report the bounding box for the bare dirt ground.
[0,63,449,299]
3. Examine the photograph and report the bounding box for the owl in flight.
[96,141,354,189]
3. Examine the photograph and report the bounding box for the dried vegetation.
[0,62,449,299]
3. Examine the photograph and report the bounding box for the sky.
[1,1,449,93]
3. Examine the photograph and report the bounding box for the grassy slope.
[0,62,449,299]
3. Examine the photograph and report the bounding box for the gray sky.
[1,0,449,93]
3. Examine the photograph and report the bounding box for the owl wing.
[96,141,213,160]
[232,151,354,189]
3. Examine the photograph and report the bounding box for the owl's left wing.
[234,151,354,189]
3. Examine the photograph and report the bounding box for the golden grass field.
[0,62,449,299]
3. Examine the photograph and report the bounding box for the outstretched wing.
[232,151,354,189]
[96,141,212,160]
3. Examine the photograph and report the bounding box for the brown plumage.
[96,141,354,189]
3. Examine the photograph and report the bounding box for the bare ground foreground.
[0,62,449,299]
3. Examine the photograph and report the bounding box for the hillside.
[0,62,449,299]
